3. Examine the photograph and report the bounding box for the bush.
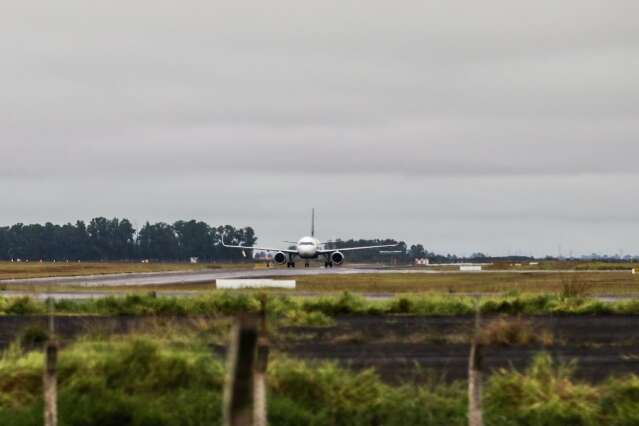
[600,375,639,425]
[560,275,593,299]
[485,353,600,426]
[301,292,372,316]
[4,298,46,315]
[18,326,48,349]
[480,317,553,347]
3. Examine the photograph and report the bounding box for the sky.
[1,0,638,257]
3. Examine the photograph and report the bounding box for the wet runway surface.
[0,266,630,287]
[0,266,404,287]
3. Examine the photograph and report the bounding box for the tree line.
[0,218,521,264]
[0,218,257,262]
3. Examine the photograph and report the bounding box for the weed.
[479,317,553,347]
[561,274,593,299]
[18,326,49,349]
[484,354,601,425]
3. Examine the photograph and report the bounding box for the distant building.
[415,258,430,266]
[190,257,199,264]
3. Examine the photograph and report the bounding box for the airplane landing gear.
[324,262,333,268]
[304,262,310,268]
[287,262,296,268]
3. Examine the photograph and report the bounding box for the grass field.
[293,271,639,295]
[485,260,639,271]
[0,261,259,280]
[1,329,638,426]
[9,271,635,296]
[1,261,638,297]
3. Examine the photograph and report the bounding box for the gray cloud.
[1,0,638,255]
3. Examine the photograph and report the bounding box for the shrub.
[4,298,46,315]
[560,275,593,299]
[18,326,49,349]
[480,317,553,347]
[484,353,601,426]
[600,375,639,425]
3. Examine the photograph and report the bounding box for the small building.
[415,258,430,266]
[190,257,199,264]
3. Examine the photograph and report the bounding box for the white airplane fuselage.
[296,236,321,259]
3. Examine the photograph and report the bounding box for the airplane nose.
[299,246,314,256]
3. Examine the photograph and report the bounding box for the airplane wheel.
[292,262,296,268]
[305,262,310,268]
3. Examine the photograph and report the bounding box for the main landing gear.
[324,262,334,268]
[286,262,296,268]
[304,262,310,268]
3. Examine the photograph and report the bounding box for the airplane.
[221,209,399,268]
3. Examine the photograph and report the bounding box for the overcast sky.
[1,1,638,256]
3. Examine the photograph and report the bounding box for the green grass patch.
[1,335,639,425]
[3,292,639,318]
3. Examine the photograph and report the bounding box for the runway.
[0,266,429,287]
[0,266,631,287]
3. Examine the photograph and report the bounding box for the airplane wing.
[317,244,400,254]
[221,239,297,254]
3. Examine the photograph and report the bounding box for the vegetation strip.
[0,333,638,425]
[2,292,639,318]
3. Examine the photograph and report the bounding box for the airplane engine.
[331,251,344,265]
[273,252,288,265]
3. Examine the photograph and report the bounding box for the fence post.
[254,296,270,426]
[224,315,258,426]
[44,297,58,426]
[468,304,483,426]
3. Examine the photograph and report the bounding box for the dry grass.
[293,272,639,295]
[479,317,554,347]
[1,266,638,297]
[560,274,594,298]
[485,260,639,271]
[0,261,258,280]
[3,270,637,296]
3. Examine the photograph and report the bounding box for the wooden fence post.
[468,305,483,426]
[254,296,270,426]
[224,315,258,426]
[44,297,58,426]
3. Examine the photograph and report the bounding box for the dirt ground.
[1,315,638,383]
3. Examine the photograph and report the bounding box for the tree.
[138,222,179,260]
[409,244,426,260]
[174,220,214,261]
[0,217,265,262]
